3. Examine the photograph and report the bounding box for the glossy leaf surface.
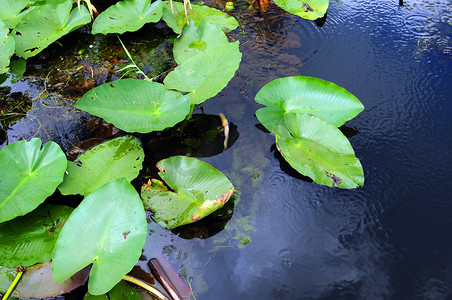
[173,19,229,65]
[275,113,364,189]
[164,41,241,105]
[13,1,91,58]
[58,136,144,196]
[92,0,163,34]
[141,156,235,229]
[0,138,67,223]
[255,76,364,131]
[0,20,15,74]
[52,178,147,295]
[76,79,190,133]
[162,1,238,34]
[0,205,73,268]
[273,0,329,20]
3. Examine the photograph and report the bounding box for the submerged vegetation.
[0,0,362,298]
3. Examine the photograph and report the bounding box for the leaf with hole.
[52,178,147,295]
[141,156,235,229]
[58,135,144,196]
[0,138,67,223]
[0,0,31,29]
[0,19,15,74]
[76,79,190,133]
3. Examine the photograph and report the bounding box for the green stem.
[177,104,195,133]
[122,275,169,300]
[2,271,23,300]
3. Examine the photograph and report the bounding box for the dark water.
[2,0,452,299]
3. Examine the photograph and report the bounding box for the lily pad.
[92,0,163,35]
[76,79,190,133]
[52,178,147,295]
[164,41,241,105]
[0,205,73,268]
[273,0,329,20]
[13,1,91,59]
[162,1,239,34]
[0,262,90,299]
[275,113,364,189]
[255,76,364,131]
[141,156,235,229]
[58,135,144,196]
[173,19,229,65]
[0,0,31,29]
[0,20,15,74]
[0,138,67,223]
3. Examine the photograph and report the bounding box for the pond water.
[1,0,452,299]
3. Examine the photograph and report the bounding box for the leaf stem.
[122,275,169,300]
[2,270,24,300]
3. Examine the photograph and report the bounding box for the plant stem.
[2,270,24,300]
[122,275,169,300]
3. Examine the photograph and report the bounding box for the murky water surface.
[1,0,452,298]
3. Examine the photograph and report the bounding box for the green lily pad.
[0,138,67,223]
[275,113,364,189]
[76,79,190,133]
[173,19,229,65]
[141,156,235,229]
[58,136,144,196]
[164,41,241,105]
[255,76,364,131]
[273,0,329,20]
[0,262,89,299]
[84,280,140,300]
[13,1,91,59]
[0,20,15,74]
[162,1,239,34]
[52,178,147,295]
[0,205,73,268]
[0,0,31,29]
[92,0,163,35]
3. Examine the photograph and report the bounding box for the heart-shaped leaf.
[0,138,67,223]
[255,76,364,131]
[173,19,229,65]
[0,0,31,29]
[0,205,73,268]
[0,20,15,74]
[58,135,144,196]
[13,1,91,58]
[164,41,241,105]
[92,0,163,35]
[76,79,190,133]
[275,113,364,189]
[162,1,238,34]
[141,156,235,229]
[273,0,329,20]
[52,178,147,295]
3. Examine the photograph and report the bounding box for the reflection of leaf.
[0,205,73,268]
[141,156,235,229]
[0,138,67,223]
[52,178,147,295]
[92,0,163,34]
[275,113,364,189]
[76,79,190,133]
[13,1,91,59]
[273,0,329,20]
[0,19,15,74]
[58,136,144,196]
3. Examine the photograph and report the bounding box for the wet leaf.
[58,136,144,196]
[275,113,364,189]
[0,20,15,74]
[76,79,190,133]
[52,178,147,295]
[0,205,73,268]
[164,41,241,105]
[108,280,140,300]
[0,0,31,29]
[13,1,91,59]
[0,138,67,223]
[255,76,364,131]
[0,262,89,299]
[173,19,229,65]
[92,0,163,35]
[273,0,329,20]
[141,156,235,229]
[162,1,238,34]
